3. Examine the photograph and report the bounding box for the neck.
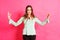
[27,15,33,19]
[28,14,31,17]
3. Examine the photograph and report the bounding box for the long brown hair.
[23,5,35,19]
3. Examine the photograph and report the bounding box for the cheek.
[27,11,32,13]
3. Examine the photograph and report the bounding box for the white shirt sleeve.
[9,17,24,27]
[35,17,49,26]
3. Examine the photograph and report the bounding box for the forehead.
[27,7,31,9]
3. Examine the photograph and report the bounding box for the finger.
[47,14,50,18]
[8,12,10,16]
[8,12,11,17]
[8,12,11,20]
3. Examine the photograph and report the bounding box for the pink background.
[0,0,60,40]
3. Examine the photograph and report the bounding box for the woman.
[8,5,50,40]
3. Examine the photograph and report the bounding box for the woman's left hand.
[46,13,50,23]
[47,13,50,19]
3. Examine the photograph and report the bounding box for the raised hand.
[47,13,50,19]
[8,11,11,20]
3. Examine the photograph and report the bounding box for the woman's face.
[27,7,32,15]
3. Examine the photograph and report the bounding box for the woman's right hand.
[8,11,11,20]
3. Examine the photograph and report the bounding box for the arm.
[35,17,49,26]
[9,17,24,27]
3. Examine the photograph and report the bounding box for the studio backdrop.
[0,0,60,40]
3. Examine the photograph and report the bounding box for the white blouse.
[9,17,49,35]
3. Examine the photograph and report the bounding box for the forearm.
[9,17,24,26]
[35,17,49,26]
[41,18,49,26]
[9,19,18,26]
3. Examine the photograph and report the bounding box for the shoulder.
[34,16,38,19]
[33,16,38,20]
[21,16,25,19]
[34,16,40,21]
